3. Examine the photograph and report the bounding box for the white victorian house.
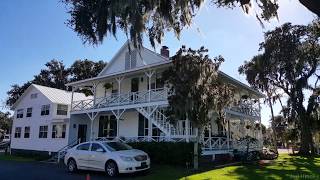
[10,84,89,154]
[66,42,265,156]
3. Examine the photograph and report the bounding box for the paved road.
[0,160,150,180]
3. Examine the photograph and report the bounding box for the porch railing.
[201,137,232,151]
[71,88,170,112]
[96,136,192,143]
[228,99,260,117]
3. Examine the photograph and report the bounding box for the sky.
[0,0,316,126]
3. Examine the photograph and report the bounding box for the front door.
[78,124,87,143]
[98,115,117,138]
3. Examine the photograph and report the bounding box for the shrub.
[128,141,198,166]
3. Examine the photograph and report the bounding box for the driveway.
[0,160,150,180]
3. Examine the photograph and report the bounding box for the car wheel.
[67,159,77,173]
[105,161,118,177]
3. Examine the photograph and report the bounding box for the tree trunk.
[298,108,314,155]
[194,127,199,170]
[267,94,278,152]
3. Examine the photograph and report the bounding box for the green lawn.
[0,154,36,162]
[135,153,320,180]
[0,153,319,179]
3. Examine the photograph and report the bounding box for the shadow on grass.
[180,154,320,180]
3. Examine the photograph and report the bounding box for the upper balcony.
[71,88,170,113]
[71,87,261,120]
[226,98,261,119]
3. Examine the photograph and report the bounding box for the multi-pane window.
[57,104,68,115]
[39,126,48,138]
[24,127,30,138]
[41,105,50,116]
[14,127,21,138]
[125,50,137,70]
[30,93,38,99]
[16,109,23,119]
[52,124,66,138]
[26,108,32,117]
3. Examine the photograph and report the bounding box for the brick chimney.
[160,46,169,58]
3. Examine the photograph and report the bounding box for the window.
[98,115,117,138]
[16,109,23,119]
[14,127,21,138]
[30,93,38,99]
[39,126,48,138]
[91,143,104,152]
[24,127,30,138]
[125,50,137,70]
[56,104,68,115]
[52,124,66,138]
[26,108,32,117]
[76,143,90,151]
[41,105,50,116]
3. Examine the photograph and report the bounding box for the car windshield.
[102,142,132,152]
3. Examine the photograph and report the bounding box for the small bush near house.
[128,142,198,166]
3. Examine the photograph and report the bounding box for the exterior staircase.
[136,107,176,136]
[47,138,80,163]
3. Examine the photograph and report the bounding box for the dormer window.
[125,50,137,70]
[31,93,38,99]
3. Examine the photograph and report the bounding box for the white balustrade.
[228,99,260,117]
[201,137,232,150]
[71,88,169,112]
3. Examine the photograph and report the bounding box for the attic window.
[125,50,137,70]
[31,93,38,99]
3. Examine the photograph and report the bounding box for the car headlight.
[120,156,134,162]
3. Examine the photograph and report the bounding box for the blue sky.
[0,0,316,125]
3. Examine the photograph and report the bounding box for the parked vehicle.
[64,141,150,177]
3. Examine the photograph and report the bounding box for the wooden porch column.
[226,114,231,150]
[186,115,190,142]
[145,71,154,102]
[115,77,124,105]
[91,83,97,105]
[87,112,99,141]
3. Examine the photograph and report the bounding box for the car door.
[74,143,91,168]
[88,143,107,170]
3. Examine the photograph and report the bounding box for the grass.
[1,153,319,179]
[132,153,320,180]
[0,154,36,162]
[179,154,320,180]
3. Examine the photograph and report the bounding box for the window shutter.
[125,52,130,70]
[131,50,137,68]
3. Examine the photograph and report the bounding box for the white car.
[64,141,150,177]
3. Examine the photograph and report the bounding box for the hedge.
[128,141,199,166]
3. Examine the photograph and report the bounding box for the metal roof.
[11,84,91,109]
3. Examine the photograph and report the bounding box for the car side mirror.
[96,148,105,153]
